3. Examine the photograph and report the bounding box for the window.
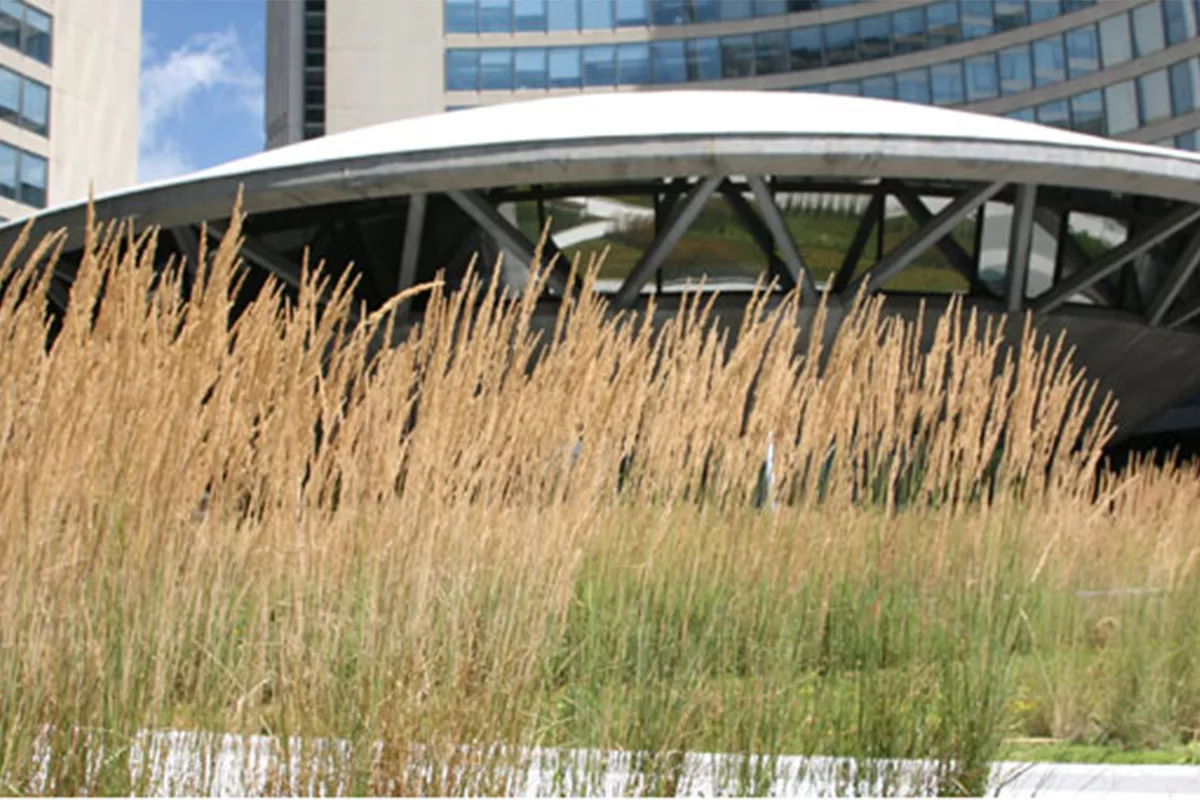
[788,27,822,70]
[1132,1,1166,57]
[828,80,860,96]
[18,149,44,207]
[754,0,787,16]
[691,0,721,22]
[0,67,17,125]
[823,20,856,65]
[479,49,513,90]
[581,0,614,29]
[1171,58,1200,115]
[1033,34,1065,87]
[1065,25,1099,78]
[20,75,45,134]
[22,4,48,64]
[721,34,755,78]
[965,54,999,102]
[926,1,961,47]
[1176,130,1199,149]
[1164,0,1198,44]
[1007,107,1036,121]
[514,48,547,89]
[961,0,995,39]
[861,74,896,99]
[445,0,477,33]
[931,61,964,105]
[549,47,582,87]
[1139,68,1172,123]
[0,144,13,200]
[650,0,687,25]
[999,44,1032,95]
[549,0,580,29]
[1104,80,1138,133]
[1029,0,1061,23]
[892,7,926,55]
[755,31,788,75]
[446,50,478,91]
[1071,89,1104,135]
[651,40,686,83]
[1099,12,1133,67]
[994,0,1029,31]
[857,14,891,60]
[514,0,548,31]
[1037,99,1070,128]
[615,0,647,26]
[720,0,753,20]
[583,44,616,85]
[0,0,19,51]
[480,0,512,32]
[687,37,721,81]
[617,42,650,83]
[897,67,930,104]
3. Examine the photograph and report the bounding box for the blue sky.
[140,0,266,182]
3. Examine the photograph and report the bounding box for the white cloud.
[138,28,263,183]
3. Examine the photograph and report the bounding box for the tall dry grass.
[0,200,1196,796]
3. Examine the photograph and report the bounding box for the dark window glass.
[0,143,14,200]
[1138,68,1171,122]
[1061,0,1095,10]
[1036,98,1070,127]
[999,44,1032,94]
[1028,0,1061,22]
[857,14,891,60]
[686,37,722,80]
[1100,12,1133,66]
[720,0,753,20]
[479,49,513,90]
[583,44,616,85]
[1007,107,1036,121]
[961,0,995,38]
[514,0,548,31]
[994,0,1029,31]
[788,27,822,70]
[445,0,477,33]
[720,34,755,78]
[549,0,581,29]
[615,0,647,26]
[690,0,721,22]
[755,0,787,16]
[651,39,687,82]
[1176,130,1199,149]
[861,74,896,99]
[548,46,582,86]
[823,20,856,65]
[581,0,614,28]
[616,41,649,83]
[892,7,926,54]
[787,0,818,10]
[1132,1,1166,56]
[1065,25,1099,78]
[1164,0,1198,44]
[480,0,512,32]
[514,48,547,88]
[828,80,860,96]
[0,0,19,51]
[1070,89,1104,134]
[755,30,789,75]
[897,68,930,104]
[965,53,999,102]
[0,67,17,125]
[21,77,46,134]
[1171,59,1200,115]
[931,61,965,105]
[18,151,44,208]
[926,1,962,47]
[650,0,687,24]
[1032,35,1065,87]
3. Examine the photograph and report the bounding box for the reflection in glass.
[720,0,754,20]
[931,61,964,105]
[1164,0,1198,44]
[926,1,961,46]
[1065,25,1099,78]
[861,74,896,99]
[514,0,548,31]
[755,30,789,75]
[617,42,650,84]
[582,44,616,85]
[965,53,999,102]
[1104,80,1138,133]
[480,0,512,32]
[994,0,1029,31]
[581,0,615,29]
[1132,1,1166,57]
[1070,90,1104,135]
[479,49,513,90]
[857,14,891,60]
[18,151,44,207]
[824,20,856,65]
[0,67,18,123]
[789,27,822,70]
[1006,107,1036,121]
[445,0,477,33]
[999,44,1032,95]
[1170,58,1200,116]
[651,40,687,83]
[896,68,930,104]
[1176,130,1199,150]
[1029,0,1062,23]
[549,0,581,29]
[721,34,755,78]
[18,76,43,133]
[687,37,722,81]
[549,47,582,87]
[691,0,721,22]
[514,48,547,89]
[615,0,648,26]
[445,49,478,91]
[1138,68,1172,123]
[1037,99,1070,128]
[828,80,860,96]
[892,7,926,55]
[1099,12,1133,67]
[0,143,14,200]
[1033,35,1065,87]
[650,0,687,25]
[960,0,994,39]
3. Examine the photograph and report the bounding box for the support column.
[1006,184,1037,314]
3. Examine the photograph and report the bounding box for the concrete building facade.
[0,0,140,223]
[266,0,1200,152]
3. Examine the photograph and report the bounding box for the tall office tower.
[0,0,141,222]
[266,0,1200,151]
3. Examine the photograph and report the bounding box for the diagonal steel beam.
[206,223,300,289]
[448,189,568,295]
[1149,226,1200,326]
[1006,184,1038,314]
[1165,293,1200,328]
[832,189,883,294]
[171,225,201,277]
[1032,207,1117,307]
[845,182,1004,299]
[1032,203,1200,314]
[892,184,993,295]
[612,175,723,308]
[396,193,426,323]
[718,182,796,293]
[747,175,818,303]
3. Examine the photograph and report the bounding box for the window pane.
[828,80,860,96]
[1037,98,1070,128]
[788,27,822,70]
[616,41,649,84]
[687,37,721,80]
[479,49,513,89]
[1176,129,1199,149]
[582,44,616,85]
[965,54,999,101]
[897,67,930,104]
[514,0,547,30]
[721,34,755,77]
[857,14,891,60]
[514,48,547,89]
[1070,89,1104,134]
[994,0,1029,31]
[581,0,614,28]
[961,0,995,38]
[690,0,720,22]
[1099,12,1133,66]
[0,67,17,124]
[1065,25,1099,78]
[1007,107,1036,121]
[549,47,582,87]
[1132,1,1166,56]
[445,0,477,33]
[999,44,1032,94]
[480,0,512,32]
[549,0,580,29]
[650,0,687,25]
[892,7,926,54]
[1171,58,1200,115]
[861,74,896,99]
[22,7,50,64]
[615,0,647,26]
[1033,34,1065,87]
[0,143,13,200]
[1029,0,1061,22]
[18,151,45,207]
[0,0,17,50]
[755,30,788,75]
[21,78,47,134]
[1139,67,1172,123]
[823,20,856,65]
[931,61,964,105]
[651,39,686,83]
[720,0,753,20]
[1164,0,1198,44]
[926,1,962,46]
[754,0,787,16]
[1105,80,1138,133]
